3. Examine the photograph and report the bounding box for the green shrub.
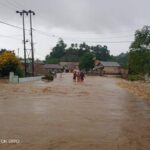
[15,67,24,77]
[128,75,144,81]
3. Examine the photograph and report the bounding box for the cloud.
[22,0,150,32]
[0,0,150,59]
[1,0,150,31]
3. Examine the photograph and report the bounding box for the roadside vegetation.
[118,80,150,101]
[118,26,150,100]
[128,26,150,81]
[0,49,23,77]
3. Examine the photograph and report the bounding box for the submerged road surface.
[0,73,150,150]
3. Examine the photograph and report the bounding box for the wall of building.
[9,72,43,83]
[34,64,46,75]
[19,76,43,83]
[103,66,121,74]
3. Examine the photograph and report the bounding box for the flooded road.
[0,73,150,150]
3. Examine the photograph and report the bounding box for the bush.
[0,51,21,76]
[15,66,24,77]
[128,75,144,81]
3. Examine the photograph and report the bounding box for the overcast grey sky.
[0,0,150,59]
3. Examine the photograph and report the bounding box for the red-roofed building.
[94,60,121,75]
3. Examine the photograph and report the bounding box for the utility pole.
[18,48,20,57]
[28,10,35,76]
[16,10,28,76]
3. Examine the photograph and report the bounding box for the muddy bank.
[118,80,150,101]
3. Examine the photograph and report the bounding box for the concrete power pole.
[16,10,28,77]
[18,48,20,57]
[28,10,35,76]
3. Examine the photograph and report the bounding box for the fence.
[9,72,43,83]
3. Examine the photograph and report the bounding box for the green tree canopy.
[0,50,23,76]
[92,45,111,61]
[130,26,150,49]
[50,38,66,58]
[79,53,94,72]
[129,26,150,75]
[45,39,114,64]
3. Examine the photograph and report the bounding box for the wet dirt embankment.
[118,80,150,101]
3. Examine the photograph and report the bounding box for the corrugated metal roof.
[43,64,63,69]
[20,59,31,64]
[60,62,79,66]
[93,65,104,70]
[101,61,120,67]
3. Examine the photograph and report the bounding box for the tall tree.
[79,53,94,72]
[50,38,67,58]
[129,26,150,75]
[130,26,150,49]
[92,45,111,61]
[45,38,67,63]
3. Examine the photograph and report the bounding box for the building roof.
[93,65,104,70]
[60,62,79,66]
[43,64,63,69]
[100,61,120,67]
[20,59,31,64]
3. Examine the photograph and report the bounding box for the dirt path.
[0,73,150,150]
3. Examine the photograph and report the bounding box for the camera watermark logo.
[0,139,20,144]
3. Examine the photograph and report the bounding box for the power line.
[13,0,27,9]
[0,34,22,41]
[58,38,133,44]
[34,29,134,40]
[5,0,20,10]
[87,41,133,44]
[56,35,134,41]
[0,20,30,31]
[33,29,57,38]
[0,19,134,39]
[0,19,134,44]
[0,0,18,11]
[34,29,133,43]
[45,29,135,36]
[0,20,22,30]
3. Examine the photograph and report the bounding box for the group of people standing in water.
[73,70,85,82]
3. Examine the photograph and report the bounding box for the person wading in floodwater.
[76,71,81,82]
[80,71,85,82]
[73,71,77,82]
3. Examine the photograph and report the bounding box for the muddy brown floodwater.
[0,73,150,150]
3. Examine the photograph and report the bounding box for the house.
[94,60,121,75]
[34,61,44,76]
[43,64,63,74]
[60,62,79,72]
